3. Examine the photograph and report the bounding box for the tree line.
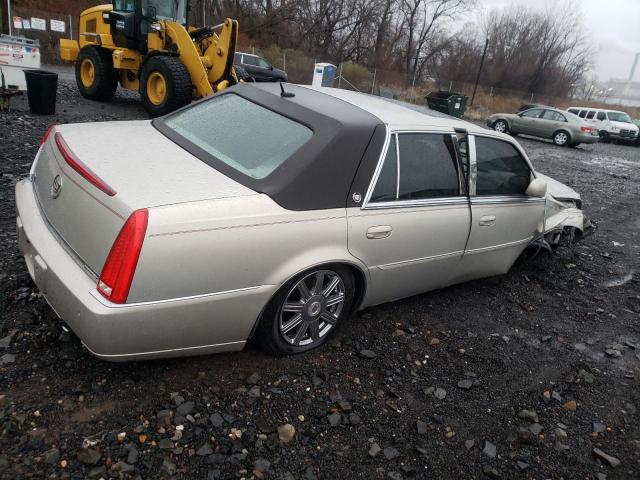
[193,0,593,96]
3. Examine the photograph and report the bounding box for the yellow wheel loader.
[59,0,243,117]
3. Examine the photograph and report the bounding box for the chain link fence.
[5,6,81,65]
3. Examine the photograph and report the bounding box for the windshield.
[607,111,632,123]
[164,94,313,179]
[142,0,187,24]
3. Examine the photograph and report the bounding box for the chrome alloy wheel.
[493,120,507,133]
[278,270,345,346]
[554,131,568,145]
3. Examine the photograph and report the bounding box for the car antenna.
[280,81,295,98]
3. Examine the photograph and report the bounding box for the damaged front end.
[533,173,594,250]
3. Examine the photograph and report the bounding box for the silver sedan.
[487,107,599,147]
[15,84,591,361]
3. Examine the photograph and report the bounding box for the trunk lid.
[32,120,256,274]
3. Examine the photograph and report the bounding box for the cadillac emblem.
[51,175,63,199]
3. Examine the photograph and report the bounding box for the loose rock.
[278,423,296,443]
[593,448,620,468]
[482,441,496,459]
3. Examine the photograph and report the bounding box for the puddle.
[603,271,634,288]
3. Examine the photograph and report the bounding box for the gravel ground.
[1,81,639,480]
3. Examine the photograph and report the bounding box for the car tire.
[75,46,118,101]
[140,56,193,118]
[552,130,570,147]
[599,131,611,143]
[255,265,355,355]
[493,119,509,134]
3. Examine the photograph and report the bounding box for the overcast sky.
[477,0,640,82]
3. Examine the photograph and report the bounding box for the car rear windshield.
[164,94,313,179]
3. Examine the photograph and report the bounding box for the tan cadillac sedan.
[15,83,590,361]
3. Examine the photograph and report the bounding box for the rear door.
[454,134,545,283]
[347,130,471,306]
[241,55,263,79]
[539,109,568,138]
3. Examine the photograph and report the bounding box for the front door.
[511,108,544,136]
[347,131,471,306]
[454,135,545,283]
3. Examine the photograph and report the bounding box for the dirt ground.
[1,81,639,480]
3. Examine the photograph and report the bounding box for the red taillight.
[580,126,593,133]
[42,124,57,145]
[54,132,116,196]
[97,209,149,304]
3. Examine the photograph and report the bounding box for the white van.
[567,107,639,143]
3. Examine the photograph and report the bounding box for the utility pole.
[7,0,13,36]
[470,36,489,107]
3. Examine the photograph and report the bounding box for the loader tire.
[140,56,193,118]
[233,65,254,83]
[75,46,118,101]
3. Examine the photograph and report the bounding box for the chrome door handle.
[479,215,496,226]
[366,225,392,239]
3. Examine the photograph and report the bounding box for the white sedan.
[15,83,591,361]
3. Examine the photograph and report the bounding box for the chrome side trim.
[364,196,468,210]
[464,237,532,256]
[468,135,477,195]
[90,285,264,308]
[394,133,400,199]
[377,249,464,270]
[362,124,391,206]
[84,339,246,359]
[471,196,546,206]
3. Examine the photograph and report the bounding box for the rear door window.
[578,110,587,118]
[541,110,566,122]
[243,55,259,66]
[475,137,531,196]
[369,133,460,203]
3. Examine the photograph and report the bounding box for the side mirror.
[526,177,547,198]
[269,64,274,70]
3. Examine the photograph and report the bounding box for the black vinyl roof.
[154,83,385,211]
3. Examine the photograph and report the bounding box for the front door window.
[475,137,531,196]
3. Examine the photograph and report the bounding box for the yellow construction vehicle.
[59,0,241,117]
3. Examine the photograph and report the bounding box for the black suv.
[233,52,287,82]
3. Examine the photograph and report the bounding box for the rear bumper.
[15,179,276,361]
[572,131,599,144]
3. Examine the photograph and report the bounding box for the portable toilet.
[312,63,336,87]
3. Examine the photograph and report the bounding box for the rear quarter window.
[164,94,313,179]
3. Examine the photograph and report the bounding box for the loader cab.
[109,0,187,50]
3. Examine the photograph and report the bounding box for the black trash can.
[24,70,58,115]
